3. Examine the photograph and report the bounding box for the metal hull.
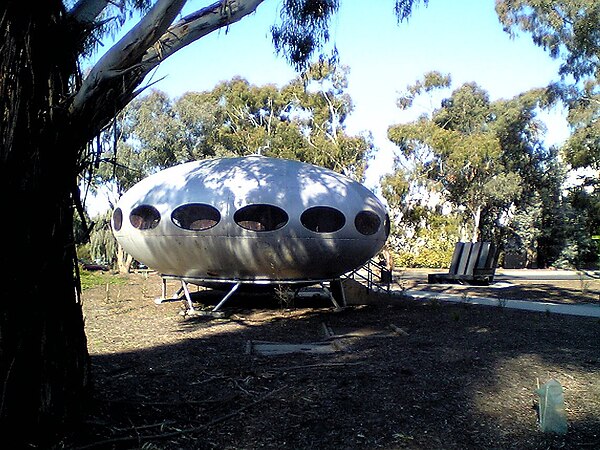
[112,156,388,282]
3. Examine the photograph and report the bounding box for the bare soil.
[63,271,600,449]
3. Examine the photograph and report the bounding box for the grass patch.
[79,269,126,290]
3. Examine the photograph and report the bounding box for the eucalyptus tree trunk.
[471,204,482,242]
[0,3,89,445]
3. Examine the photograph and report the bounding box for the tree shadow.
[68,285,600,449]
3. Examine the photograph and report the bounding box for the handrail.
[344,258,392,295]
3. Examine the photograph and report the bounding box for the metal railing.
[344,258,393,295]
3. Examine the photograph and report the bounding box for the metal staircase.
[344,258,393,296]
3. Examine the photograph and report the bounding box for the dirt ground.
[63,271,600,449]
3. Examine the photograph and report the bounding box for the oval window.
[355,211,381,236]
[112,207,123,232]
[301,206,346,233]
[234,204,288,232]
[172,204,221,231]
[130,205,161,230]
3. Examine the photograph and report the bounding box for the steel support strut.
[212,282,242,312]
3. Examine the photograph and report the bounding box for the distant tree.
[389,78,521,242]
[0,0,427,444]
[496,0,600,172]
[497,0,600,265]
[380,163,410,246]
[555,187,600,267]
[387,73,563,266]
[89,211,119,267]
[97,60,372,185]
[561,80,600,174]
[381,172,462,268]
[489,89,570,267]
[525,146,568,267]
[92,89,219,202]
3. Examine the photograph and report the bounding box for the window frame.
[171,203,221,231]
[233,203,289,232]
[300,206,346,233]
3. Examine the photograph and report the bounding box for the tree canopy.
[496,0,600,82]
[497,0,600,175]
[386,72,564,266]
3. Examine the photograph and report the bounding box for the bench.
[428,241,498,285]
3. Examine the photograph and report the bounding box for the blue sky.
[87,0,570,213]
[143,0,569,189]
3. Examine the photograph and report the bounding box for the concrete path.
[402,268,600,281]
[399,288,600,318]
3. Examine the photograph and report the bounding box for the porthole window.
[172,203,220,231]
[130,205,161,230]
[234,204,288,232]
[355,211,381,236]
[112,207,123,232]
[301,206,346,233]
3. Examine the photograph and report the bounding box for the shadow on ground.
[67,273,600,449]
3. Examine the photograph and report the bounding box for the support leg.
[180,280,195,311]
[212,282,241,312]
[329,279,346,310]
[154,280,184,305]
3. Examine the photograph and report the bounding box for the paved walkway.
[398,288,600,318]
[401,268,600,281]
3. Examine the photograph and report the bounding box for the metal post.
[180,280,195,311]
[212,282,242,312]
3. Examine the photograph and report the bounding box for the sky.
[86,0,571,213]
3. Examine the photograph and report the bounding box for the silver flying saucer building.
[112,156,389,310]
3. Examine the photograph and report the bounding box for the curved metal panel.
[113,156,388,281]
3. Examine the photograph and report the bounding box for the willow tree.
[0,0,425,445]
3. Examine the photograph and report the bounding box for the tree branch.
[68,0,111,25]
[69,0,265,147]
[142,0,265,65]
[70,0,187,117]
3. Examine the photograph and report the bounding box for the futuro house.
[112,156,389,305]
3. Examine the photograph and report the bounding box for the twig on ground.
[75,386,288,449]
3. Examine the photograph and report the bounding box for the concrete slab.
[401,289,600,318]
[248,341,340,356]
[399,268,600,281]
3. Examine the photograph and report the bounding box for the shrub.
[394,245,454,268]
